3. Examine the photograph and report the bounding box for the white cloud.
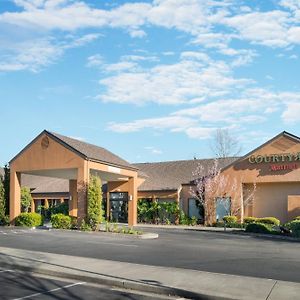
[144,146,163,155]
[108,116,197,133]
[0,34,100,72]
[2,0,300,73]
[129,29,147,38]
[222,11,291,47]
[121,54,159,62]
[282,102,300,123]
[98,54,250,105]
[185,127,216,139]
[86,54,103,68]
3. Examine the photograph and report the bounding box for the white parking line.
[12,281,86,300]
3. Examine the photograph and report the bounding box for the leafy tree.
[21,186,32,212]
[87,175,102,230]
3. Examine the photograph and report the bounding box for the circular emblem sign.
[41,136,49,149]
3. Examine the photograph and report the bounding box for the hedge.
[243,217,258,224]
[294,216,300,221]
[245,223,273,234]
[257,217,280,226]
[290,220,300,238]
[51,213,71,229]
[15,212,42,227]
[223,215,237,223]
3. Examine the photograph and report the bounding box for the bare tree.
[210,128,241,159]
[191,159,256,225]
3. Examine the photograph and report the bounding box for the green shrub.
[51,213,71,229]
[87,176,102,230]
[189,216,198,226]
[80,219,92,231]
[49,202,69,216]
[0,215,9,226]
[257,217,280,226]
[223,215,238,223]
[290,220,300,238]
[213,221,244,228]
[15,212,42,227]
[243,217,258,224]
[245,223,273,234]
[294,216,300,221]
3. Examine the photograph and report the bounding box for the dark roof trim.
[138,188,178,193]
[221,131,300,172]
[10,130,50,164]
[46,130,88,160]
[87,158,139,171]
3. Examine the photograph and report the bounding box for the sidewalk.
[0,247,299,300]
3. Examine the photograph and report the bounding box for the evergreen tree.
[21,186,32,212]
[87,176,102,230]
[3,164,10,215]
[0,179,6,222]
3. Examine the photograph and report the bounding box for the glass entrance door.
[110,192,128,223]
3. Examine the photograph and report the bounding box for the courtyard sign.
[248,153,300,164]
[248,153,300,172]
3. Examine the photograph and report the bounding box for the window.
[215,197,231,221]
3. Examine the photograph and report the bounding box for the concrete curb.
[1,262,229,300]
[231,231,300,242]
[44,228,159,239]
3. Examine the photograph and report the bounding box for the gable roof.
[133,157,237,192]
[221,131,300,172]
[47,131,138,171]
[10,130,137,171]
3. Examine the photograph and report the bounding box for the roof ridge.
[48,131,107,151]
[133,156,239,165]
[47,130,138,171]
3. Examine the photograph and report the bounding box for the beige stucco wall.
[288,195,300,221]
[252,182,300,223]
[10,132,139,225]
[221,134,300,223]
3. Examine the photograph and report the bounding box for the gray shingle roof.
[47,131,137,171]
[133,157,238,192]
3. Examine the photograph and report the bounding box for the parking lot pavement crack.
[266,280,278,300]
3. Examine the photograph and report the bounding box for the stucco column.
[44,199,49,209]
[31,199,35,213]
[106,189,110,221]
[69,180,78,217]
[240,186,244,223]
[128,176,138,226]
[9,169,21,224]
[77,163,89,223]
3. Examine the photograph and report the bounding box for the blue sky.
[1,0,300,166]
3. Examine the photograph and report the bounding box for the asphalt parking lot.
[0,269,177,300]
[0,226,300,283]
